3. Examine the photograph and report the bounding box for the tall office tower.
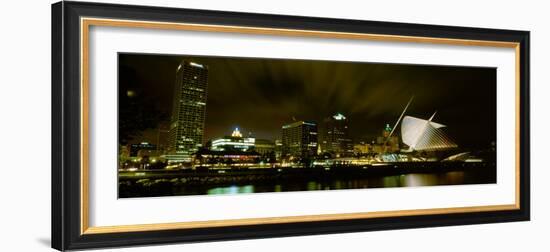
[281,121,318,159]
[168,61,208,162]
[319,113,353,157]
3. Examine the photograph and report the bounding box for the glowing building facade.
[168,61,208,162]
[210,128,255,152]
[282,121,318,159]
[320,113,354,157]
[254,139,276,156]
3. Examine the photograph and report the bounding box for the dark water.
[119,168,496,198]
[201,171,488,195]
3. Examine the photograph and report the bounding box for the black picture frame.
[52,1,530,251]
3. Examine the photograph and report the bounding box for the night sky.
[118,53,496,149]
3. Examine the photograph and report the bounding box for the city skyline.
[119,53,496,149]
[118,53,498,197]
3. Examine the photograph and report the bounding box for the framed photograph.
[52,1,530,250]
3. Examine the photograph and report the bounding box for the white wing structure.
[401,115,457,151]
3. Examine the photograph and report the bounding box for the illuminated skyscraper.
[319,113,353,157]
[282,121,318,159]
[168,61,208,162]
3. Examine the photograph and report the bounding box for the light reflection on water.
[203,171,479,196]
[207,185,254,195]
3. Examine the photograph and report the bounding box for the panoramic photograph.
[117,53,497,198]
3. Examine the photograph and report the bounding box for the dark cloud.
[119,53,496,148]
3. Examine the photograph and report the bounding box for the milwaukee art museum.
[401,113,458,151]
[364,97,484,163]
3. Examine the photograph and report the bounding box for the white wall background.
[0,0,547,251]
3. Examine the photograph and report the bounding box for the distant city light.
[126,90,136,97]
[231,128,243,138]
[282,121,316,129]
[333,113,346,120]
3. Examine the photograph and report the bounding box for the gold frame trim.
[80,17,522,235]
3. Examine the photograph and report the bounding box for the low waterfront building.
[210,128,255,152]
[129,142,156,157]
[193,149,261,168]
[353,142,372,155]
[274,139,283,160]
[254,139,275,156]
